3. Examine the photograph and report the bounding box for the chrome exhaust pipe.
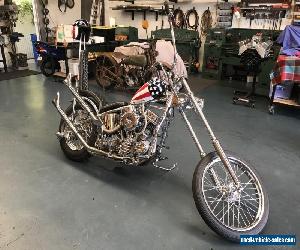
[52,92,131,162]
[65,81,99,122]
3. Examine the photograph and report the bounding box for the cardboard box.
[68,59,79,76]
[59,60,66,74]
[56,25,74,43]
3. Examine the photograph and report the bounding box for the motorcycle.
[52,2,269,242]
[35,41,66,77]
[95,41,168,90]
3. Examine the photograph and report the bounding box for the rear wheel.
[192,151,269,242]
[41,57,57,77]
[95,55,118,89]
[59,105,97,162]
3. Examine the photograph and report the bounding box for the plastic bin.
[269,81,294,99]
[30,34,38,62]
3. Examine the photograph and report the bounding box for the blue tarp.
[277,25,300,56]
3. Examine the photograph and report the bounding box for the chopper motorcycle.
[52,2,269,242]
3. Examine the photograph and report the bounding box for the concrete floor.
[0,74,299,250]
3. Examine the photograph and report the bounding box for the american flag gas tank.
[130,77,167,104]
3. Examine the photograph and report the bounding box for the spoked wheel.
[192,151,269,242]
[95,55,118,89]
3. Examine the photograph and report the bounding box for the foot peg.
[152,154,177,171]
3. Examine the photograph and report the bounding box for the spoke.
[240,200,258,215]
[241,197,256,219]
[232,202,247,227]
[237,169,248,179]
[206,194,223,204]
[203,186,218,192]
[221,201,237,225]
[232,201,235,227]
[243,187,259,190]
[241,191,260,211]
[203,175,214,186]
[212,194,224,213]
[241,179,254,189]
[242,198,259,203]
[241,190,260,204]
[222,201,226,224]
[231,203,244,228]
[215,200,226,218]
[239,203,251,226]
[227,201,231,226]
[237,198,241,228]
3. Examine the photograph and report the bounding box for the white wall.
[45,1,81,27]
[32,0,82,41]
[15,14,36,35]
[15,14,36,59]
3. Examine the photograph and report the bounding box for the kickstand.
[152,155,177,171]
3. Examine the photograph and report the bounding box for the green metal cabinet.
[115,26,138,44]
[151,28,200,72]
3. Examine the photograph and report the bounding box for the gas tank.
[130,78,167,105]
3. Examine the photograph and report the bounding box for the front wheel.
[192,151,269,242]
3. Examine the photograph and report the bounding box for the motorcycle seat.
[122,55,147,67]
[112,52,127,60]
[112,52,147,68]
[99,102,128,113]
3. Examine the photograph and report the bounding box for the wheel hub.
[221,182,241,202]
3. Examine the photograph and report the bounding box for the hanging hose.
[186,7,199,30]
[200,7,213,38]
[172,8,185,29]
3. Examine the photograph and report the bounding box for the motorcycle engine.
[95,105,158,161]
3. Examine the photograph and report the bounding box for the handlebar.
[163,1,178,72]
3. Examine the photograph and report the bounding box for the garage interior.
[0,0,299,249]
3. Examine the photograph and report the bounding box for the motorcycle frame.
[53,2,240,188]
[97,43,158,88]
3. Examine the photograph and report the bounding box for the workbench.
[269,55,300,114]
[202,28,281,88]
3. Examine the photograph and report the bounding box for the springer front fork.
[179,78,240,188]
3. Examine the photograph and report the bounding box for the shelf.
[273,98,300,107]
[112,5,172,20]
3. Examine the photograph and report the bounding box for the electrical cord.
[186,7,199,30]
[200,8,212,38]
[172,8,185,29]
